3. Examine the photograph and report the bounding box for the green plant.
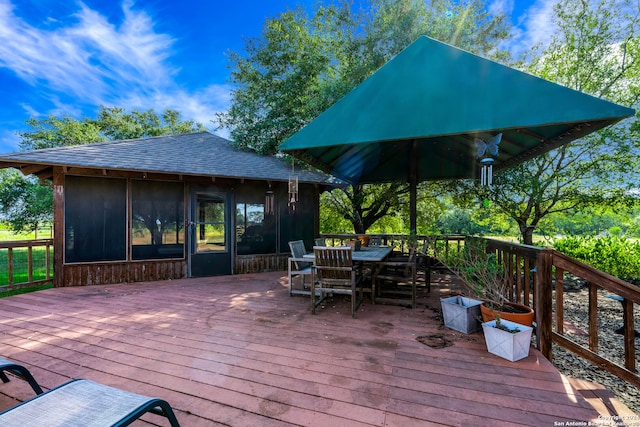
[442,238,509,307]
[552,235,640,285]
[493,313,520,333]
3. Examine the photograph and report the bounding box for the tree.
[0,169,52,236]
[19,106,206,151]
[2,107,206,234]
[217,0,511,233]
[322,183,409,234]
[451,0,640,245]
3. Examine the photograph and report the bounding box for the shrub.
[552,235,640,285]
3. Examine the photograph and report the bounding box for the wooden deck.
[0,271,616,426]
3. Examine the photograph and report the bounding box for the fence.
[320,233,640,389]
[0,239,53,292]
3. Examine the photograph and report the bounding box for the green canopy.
[280,36,635,232]
[281,36,634,184]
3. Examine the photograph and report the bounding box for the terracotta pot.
[480,301,534,326]
[346,239,362,251]
[358,235,370,247]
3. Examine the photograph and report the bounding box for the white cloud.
[0,129,20,153]
[0,0,229,132]
[487,0,558,58]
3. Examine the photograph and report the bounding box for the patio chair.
[311,246,363,318]
[0,357,43,395]
[288,240,314,296]
[314,237,327,247]
[0,378,180,426]
[416,239,432,292]
[373,247,417,308]
[368,236,382,246]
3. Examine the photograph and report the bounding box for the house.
[0,132,340,286]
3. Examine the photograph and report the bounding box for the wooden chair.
[314,237,327,247]
[311,246,363,318]
[416,240,432,292]
[373,247,417,308]
[288,240,313,296]
[369,236,382,246]
[0,357,43,396]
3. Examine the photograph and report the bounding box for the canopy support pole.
[410,140,418,235]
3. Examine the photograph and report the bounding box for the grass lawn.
[0,226,52,241]
[0,246,51,287]
[0,283,53,298]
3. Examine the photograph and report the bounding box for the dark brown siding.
[235,254,288,274]
[61,260,187,287]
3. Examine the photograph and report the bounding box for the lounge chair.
[0,357,43,395]
[0,378,180,426]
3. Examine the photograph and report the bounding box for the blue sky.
[0,0,557,153]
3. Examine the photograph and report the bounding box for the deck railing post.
[535,249,553,360]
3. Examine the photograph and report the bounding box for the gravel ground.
[550,286,640,415]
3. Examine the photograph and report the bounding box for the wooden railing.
[320,233,640,389]
[0,239,53,292]
[319,233,465,257]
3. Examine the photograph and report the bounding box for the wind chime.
[265,182,275,215]
[288,162,298,213]
[474,132,502,187]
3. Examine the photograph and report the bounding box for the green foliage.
[19,115,105,150]
[442,238,509,305]
[552,235,640,284]
[0,246,51,286]
[19,106,206,151]
[217,0,510,233]
[0,284,53,298]
[321,183,410,233]
[96,107,206,141]
[0,170,52,234]
[444,0,640,246]
[217,0,511,156]
[4,107,205,233]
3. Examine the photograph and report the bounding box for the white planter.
[440,296,483,334]
[482,319,533,362]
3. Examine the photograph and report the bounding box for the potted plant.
[442,237,534,326]
[440,294,483,334]
[482,314,533,362]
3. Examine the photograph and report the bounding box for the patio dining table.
[303,245,393,263]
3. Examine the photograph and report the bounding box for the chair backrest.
[313,246,353,283]
[288,240,310,270]
[369,236,381,246]
[404,247,417,276]
[314,237,327,247]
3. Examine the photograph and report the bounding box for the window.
[65,176,126,263]
[131,180,184,260]
[236,202,276,255]
[195,195,226,253]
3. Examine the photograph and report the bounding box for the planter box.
[441,296,483,334]
[482,319,533,362]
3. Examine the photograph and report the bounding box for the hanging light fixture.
[265,182,275,215]
[288,161,298,213]
[474,132,502,187]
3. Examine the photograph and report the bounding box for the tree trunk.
[520,224,535,246]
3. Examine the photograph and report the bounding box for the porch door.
[189,189,233,277]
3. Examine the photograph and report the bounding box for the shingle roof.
[0,132,342,184]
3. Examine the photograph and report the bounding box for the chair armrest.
[288,257,310,262]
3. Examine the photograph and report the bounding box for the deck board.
[0,272,612,426]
